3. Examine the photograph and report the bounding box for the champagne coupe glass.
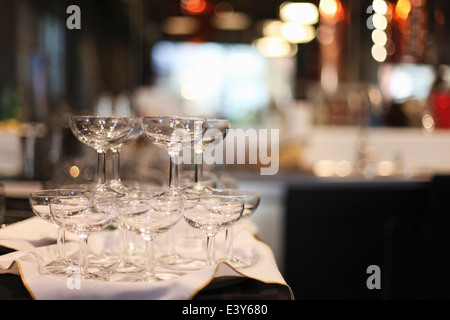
[178,118,229,252]
[141,116,205,198]
[118,196,183,282]
[217,189,260,268]
[50,196,118,280]
[29,189,87,274]
[183,195,244,266]
[109,118,143,194]
[185,118,230,196]
[103,119,143,273]
[106,187,162,274]
[142,116,205,265]
[69,116,135,197]
[178,170,218,248]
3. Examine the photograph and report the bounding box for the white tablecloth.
[0,217,292,300]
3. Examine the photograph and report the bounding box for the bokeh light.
[279,2,319,25]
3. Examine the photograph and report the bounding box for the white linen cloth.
[0,217,292,300]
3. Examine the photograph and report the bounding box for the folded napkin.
[0,216,79,251]
[0,217,293,300]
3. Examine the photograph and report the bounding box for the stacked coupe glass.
[29,115,260,282]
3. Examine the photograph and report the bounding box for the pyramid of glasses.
[29,115,260,282]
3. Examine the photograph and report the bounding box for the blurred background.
[1,0,450,299]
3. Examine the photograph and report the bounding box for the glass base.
[81,271,109,281]
[108,180,129,195]
[91,184,126,199]
[135,271,181,282]
[44,258,76,275]
[136,274,163,282]
[166,258,207,272]
[158,188,199,201]
[104,261,143,274]
[220,256,252,269]
[183,183,218,196]
[87,253,114,265]
[157,252,193,266]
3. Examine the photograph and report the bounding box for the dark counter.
[284,175,450,299]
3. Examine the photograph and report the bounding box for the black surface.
[284,176,445,300]
[0,274,33,300]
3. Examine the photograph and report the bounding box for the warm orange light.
[69,166,80,178]
[182,0,207,14]
[319,0,344,20]
[396,0,411,20]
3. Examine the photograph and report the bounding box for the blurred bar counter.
[1,180,44,226]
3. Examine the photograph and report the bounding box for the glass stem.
[165,229,176,256]
[169,155,179,190]
[166,155,180,260]
[97,152,106,185]
[145,238,155,279]
[194,153,203,183]
[112,149,121,182]
[79,235,89,277]
[206,235,216,266]
[119,227,127,263]
[56,226,66,260]
[225,227,234,259]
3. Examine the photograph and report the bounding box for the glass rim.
[142,116,230,126]
[117,195,184,206]
[142,115,205,122]
[205,118,230,123]
[29,188,89,197]
[49,195,116,206]
[198,194,245,204]
[70,115,135,120]
[49,195,91,203]
[211,189,260,197]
